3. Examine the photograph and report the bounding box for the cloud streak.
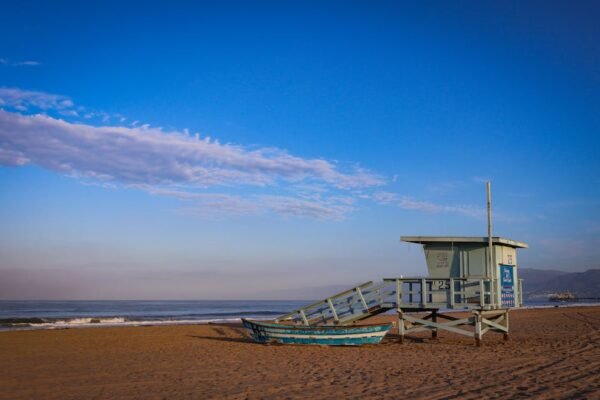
[0,87,128,123]
[0,110,382,190]
[0,88,73,112]
[191,194,352,219]
[0,58,41,67]
[139,186,354,219]
[0,87,527,221]
[373,191,486,218]
[0,88,383,218]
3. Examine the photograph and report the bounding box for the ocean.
[1,299,596,331]
[0,300,310,331]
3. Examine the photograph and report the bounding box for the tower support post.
[397,309,405,344]
[474,312,483,347]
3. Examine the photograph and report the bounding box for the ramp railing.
[275,281,389,326]
[277,277,509,326]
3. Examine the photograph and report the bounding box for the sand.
[0,306,598,399]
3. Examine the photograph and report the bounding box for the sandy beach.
[0,306,598,400]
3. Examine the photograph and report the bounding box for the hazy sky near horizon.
[1,1,599,300]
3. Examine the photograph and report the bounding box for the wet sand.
[0,306,598,399]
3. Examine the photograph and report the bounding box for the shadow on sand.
[187,335,255,344]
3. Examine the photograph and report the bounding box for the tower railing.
[381,277,497,310]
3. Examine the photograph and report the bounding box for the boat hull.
[242,319,391,346]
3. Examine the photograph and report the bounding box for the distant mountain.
[520,268,600,299]
[519,268,570,293]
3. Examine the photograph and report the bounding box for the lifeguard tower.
[399,236,526,309]
[391,235,527,345]
[277,182,527,345]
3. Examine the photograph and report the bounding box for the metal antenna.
[487,181,493,278]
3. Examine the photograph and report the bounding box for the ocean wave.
[0,315,269,331]
[0,317,126,328]
[130,310,283,320]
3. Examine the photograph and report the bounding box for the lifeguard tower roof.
[401,236,528,249]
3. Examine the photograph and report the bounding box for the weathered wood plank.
[482,317,508,332]
[326,298,339,323]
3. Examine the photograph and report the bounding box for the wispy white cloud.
[0,87,384,219]
[2,87,531,221]
[0,88,73,111]
[182,193,353,219]
[11,60,41,67]
[6,87,529,221]
[134,185,354,219]
[373,191,486,218]
[260,195,353,219]
[0,87,128,125]
[0,110,382,189]
[0,58,41,67]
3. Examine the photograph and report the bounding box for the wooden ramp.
[276,281,391,326]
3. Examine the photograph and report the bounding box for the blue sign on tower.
[500,265,515,307]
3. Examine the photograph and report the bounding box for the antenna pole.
[487,181,493,278]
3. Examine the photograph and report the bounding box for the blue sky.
[0,1,598,299]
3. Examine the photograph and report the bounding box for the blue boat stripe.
[243,319,392,346]
[266,331,387,340]
[243,322,391,336]
[251,336,385,345]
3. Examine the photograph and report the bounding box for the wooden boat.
[242,319,392,346]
